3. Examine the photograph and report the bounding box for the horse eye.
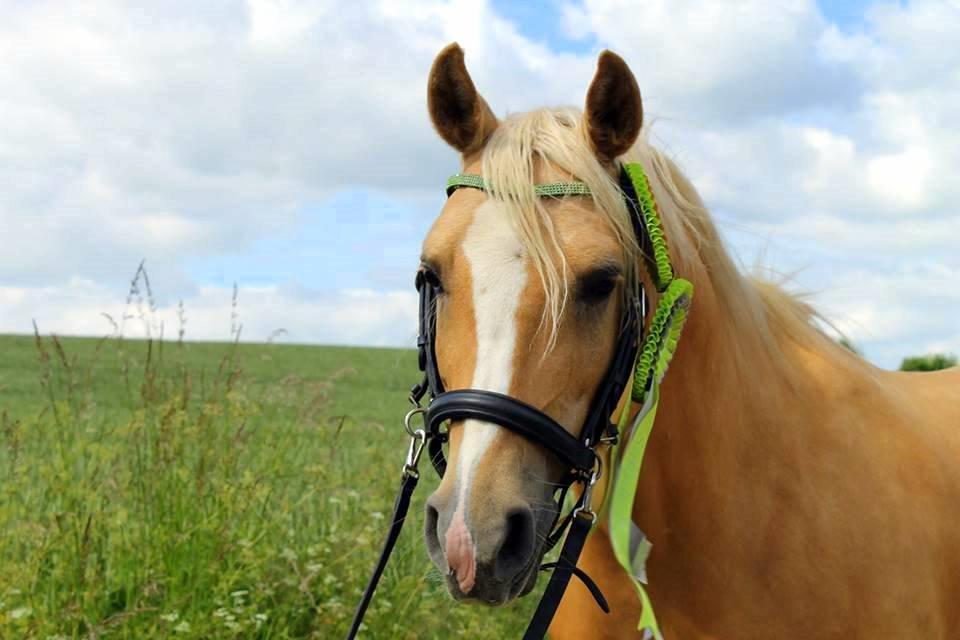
[421,264,444,293]
[577,267,619,304]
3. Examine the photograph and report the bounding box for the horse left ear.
[584,50,643,161]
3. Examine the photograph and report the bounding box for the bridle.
[346,162,692,639]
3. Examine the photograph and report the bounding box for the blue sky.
[0,0,957,367]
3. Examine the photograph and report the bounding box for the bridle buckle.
[572,453,603,523]
[403,428,428,479]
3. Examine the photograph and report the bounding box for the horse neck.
[634,251,826,537]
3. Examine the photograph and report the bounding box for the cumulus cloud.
[557,0,959,366]
[562,0,862,123]
[0,0,957,369]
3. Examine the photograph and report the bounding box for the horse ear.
[584,50,643,161]
[427,43,498,155]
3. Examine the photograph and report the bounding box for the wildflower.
[160,612,179,623]
[371,511,385,520]
[174,621,191,633]
[10,607,31,620]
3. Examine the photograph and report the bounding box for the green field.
[0,334,540,638]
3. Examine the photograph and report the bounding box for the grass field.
[0,333,541,638]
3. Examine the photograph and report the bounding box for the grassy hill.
[0,334,538,638]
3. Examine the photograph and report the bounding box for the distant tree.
[899,354,958,372]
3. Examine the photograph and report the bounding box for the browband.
[446,174,593,198]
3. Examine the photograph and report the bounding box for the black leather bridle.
[346,165,654,639]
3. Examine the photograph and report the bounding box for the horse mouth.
[444,542,544,606]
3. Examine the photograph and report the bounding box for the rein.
[346,163,692,640]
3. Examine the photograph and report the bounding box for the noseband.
[347,162,692,639]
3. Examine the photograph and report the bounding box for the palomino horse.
[420,43,960,638]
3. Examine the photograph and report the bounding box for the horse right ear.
[427,43,498,156]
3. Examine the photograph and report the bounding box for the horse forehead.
[462,200,524,263]
[424,195,527,280]
[428,193,614,257]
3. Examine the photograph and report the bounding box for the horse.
[419,43,960,639]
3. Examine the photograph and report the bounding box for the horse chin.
[445,547,544,607]
[515,564,540,598]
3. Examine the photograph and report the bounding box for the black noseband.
[425,389,596,475]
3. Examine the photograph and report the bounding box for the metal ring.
[403,407,427,437]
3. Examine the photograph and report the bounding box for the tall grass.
[0,288,539,637]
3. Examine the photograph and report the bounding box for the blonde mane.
[480,106,861,375]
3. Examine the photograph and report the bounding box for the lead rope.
[345,418,426,639]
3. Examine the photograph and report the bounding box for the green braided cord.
[446,174,593,198]
[604,280,692,640]
[632,278,694,406]
[622,163,674,292]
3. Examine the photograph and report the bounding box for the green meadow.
[0,334,540,638]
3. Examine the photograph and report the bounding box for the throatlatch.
[346,162,693,640]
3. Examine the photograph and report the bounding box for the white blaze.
[455,199,527,526]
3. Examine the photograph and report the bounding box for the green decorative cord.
[605,278,692,640]
[632,278,694,406]
[622,163,674,292]
[446,174,593,198]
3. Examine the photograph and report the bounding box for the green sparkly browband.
[446,173,593,198]
[447,169,673,293]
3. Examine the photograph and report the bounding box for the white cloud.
[814,262,960,366]
[561,0,861,122]
[0,0,957,368]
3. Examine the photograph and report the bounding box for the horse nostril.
[494,507,536,581]
[424,502,441,552]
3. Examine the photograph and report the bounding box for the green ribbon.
[603,163,693,639]
[608,384,663,639]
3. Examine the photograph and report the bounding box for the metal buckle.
[599,431,619,446]
[402,428,428,479]
[402,407,430,479]
[572,453,603,523]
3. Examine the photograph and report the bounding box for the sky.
[0,0,957,369]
